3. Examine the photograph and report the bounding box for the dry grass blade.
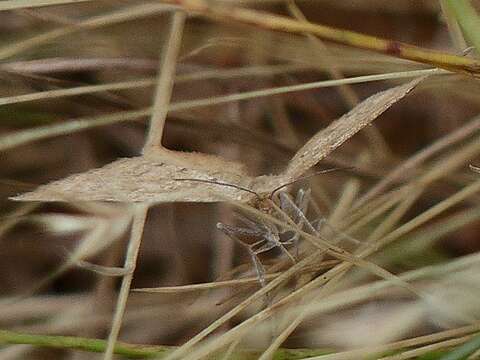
[170,69,435,114]
[0,0,94,11]
[378,335,472,360]
[286,254,480,348]
[6,205,133,299]
[0,108,151,153]
[160,0,480,76]
[0,203,38,240]
[144,11,186,151]
[0,70,433,156]
[354,113,480,209]
[75,261,129,277]
[133,259,340,293]
[170,197,448,360]
[0,69,433,114]
[0,3,175,60]
[162,250,324,360]
[103,204,149,360]
[307,323,480,360]
[285,76,425,180]
[0,78,156,107]
[133,275,281,293]
[180,177,480,360]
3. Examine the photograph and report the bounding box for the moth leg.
[293,188,311,256]
[216,222,264,239]
[234,217,279,255]
[263,230,296,264]
[250,239,276,254]
[217,222,270,287]
[235,212,268,231]
[278,189,310,221]
[278,191,296,219]
[296,189,360,246]
[279,191,317,235]
[248,248,267,287]
[249,229,296,264]
[278,189,313,258]
[277,242,296,264]
[295,188,311,219]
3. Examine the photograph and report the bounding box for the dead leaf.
[12,77,424,203]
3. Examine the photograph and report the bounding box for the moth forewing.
[13,77,424,203]
[285,76,426,180]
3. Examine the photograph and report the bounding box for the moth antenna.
[174,178,261,199]
[268,167,353,200]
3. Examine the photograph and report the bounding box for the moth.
[10,78,424,289]
[12,78,424,204]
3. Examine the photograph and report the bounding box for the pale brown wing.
[284,76,425,180]
[11,154,255,203]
